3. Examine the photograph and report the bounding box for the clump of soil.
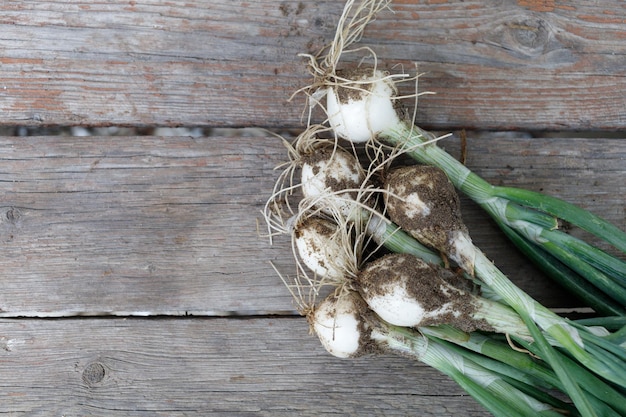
[332,68,382,104]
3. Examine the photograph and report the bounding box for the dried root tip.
[311,290,383,358]
[384,165,475,272]
[320,0,393,76]
[356,253,491,333]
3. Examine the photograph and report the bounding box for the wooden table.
[0,1,624,415]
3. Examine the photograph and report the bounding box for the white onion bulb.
[357,253,483,331]
[326,69,403,143]
[301,146,365,219]
[294,217,349,282]
[312,291,369,358]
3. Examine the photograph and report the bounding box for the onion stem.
[473,248,626,388]
[382,122,626,312]
[495,220,626,316]
[492,186,626,253]
[381,325,568,417]
[365,211,442,265]
[516,312,598,417]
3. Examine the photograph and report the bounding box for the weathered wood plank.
[0,1,625,129]
[0,135,292,316]
[0,317,490,416]
[0,134,622,316]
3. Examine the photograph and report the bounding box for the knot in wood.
[507,18,550,52]
[4,207,21,224]
[82,362,106,386]
[486,14,562,62]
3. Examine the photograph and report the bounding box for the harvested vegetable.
[312,290,582,417]
[293,216,353,284]
[356,252,530,337]
[301,0,626,313]
[265,1,626,416]
[384,165,475,272]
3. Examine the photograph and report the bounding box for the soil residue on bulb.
[357,253,492,332]
[332,68,380,104]
[295,217,336,272]
[311,291,385,358]
[384,165,469,257]
[301,146,363,195]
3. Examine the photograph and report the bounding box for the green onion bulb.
[326,69,403,143]
[384,165,476,274]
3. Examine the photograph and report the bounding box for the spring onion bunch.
[264,1,626,416]
[299,0,626,316]
[265,131,626,416]
[269,189,626,416]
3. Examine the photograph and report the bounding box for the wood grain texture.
[0,317,490,416]
[0,0,625,129]
[0,134,622,317]
[1,2,624,415]
[0,134,291,316]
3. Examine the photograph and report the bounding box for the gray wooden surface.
[0,1,624,415]
[1,0,625,130]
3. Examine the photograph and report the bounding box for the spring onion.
[264,1,626,416]
[299,0,626,311]
[356,252,530,337]
[312,290,577,417]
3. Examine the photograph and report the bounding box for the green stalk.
[573,322,626,362]
[502,373,625,417]
[605,326,626,345]
[540,228,626,285]
[500,376,580,417]
[429,333,561,396]
[424,325,626,416]
[502,201,626,283]
[575,316,626,331]
[513,335,626,416]
[495,220,626,316]
[381,326,564,417]
[538,238,626,305]
[384,124,493,201]
[488,200,626,308]
[517,310,599,417]
[366,212,442,265]
[448,368,563,417]
[447,370,532,417]
[473,248,626,388]
[492,186,626,253]
[422,326,557,388]
[503,215,626,306]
